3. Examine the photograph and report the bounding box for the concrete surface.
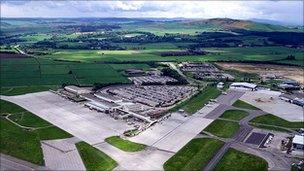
[240,90,303,122]
[130,104,217,152]
[95,142,174,170]
[41,140,85,170]
[1,92,132,145]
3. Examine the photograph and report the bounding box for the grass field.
[76,142,117,171]
[250,114,304,129]
[220,110,248,121]
[0,57,131,87]
[164,138,224,171]
[214,148,268,171]
[232,100,259,110]
[0,85,58,96]
[0,100,71,165]
[204,120,240,138]
[105,136,146,152]
[170,87,221,114]
[38,46,304,66]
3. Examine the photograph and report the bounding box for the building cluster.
[107,85,196,108]
[129,75,177,85]
[278,80,301,90]
[54,84,196,131]
[180,62,234,81]
[279,93,304,107]
[230,82,257,91]
[124,68,162,77]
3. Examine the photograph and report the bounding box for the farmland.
[1,18,303,94]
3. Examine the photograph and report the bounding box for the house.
[230,82,257,91]
[293,135,304,151]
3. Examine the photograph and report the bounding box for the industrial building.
[278,80,301,90]
[230,82,257,91]
[293,135,304,151]
[279,93,304,107]
[64,85,91,95]
[180,62,234,81]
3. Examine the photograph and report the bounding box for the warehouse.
[230,82,257,91]
[293,135,304,151]
[94,92,123,103]
[64,85,91,95]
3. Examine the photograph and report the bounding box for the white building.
[217,82,224,89]
[64,86,91,95]
[94,92,123,103]
[230,82,257,91]
[293,135,304,151]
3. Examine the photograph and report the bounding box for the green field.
[170,87,221,114]
[164,138,224,171]
[250,114,304,129]
[232,100,259,110]
[0,57,131,88]
[0,100,71,165]
[37,46,304,66]
[220,110,248,121]
[214,148,268,171]
[76,142,117,171]
[105,136,146,152]
[0,85,58,96]
[204,120,240,138]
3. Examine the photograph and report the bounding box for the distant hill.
[180,18,299,32]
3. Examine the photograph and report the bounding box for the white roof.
[293,135,304,145]
[231,82,257,89]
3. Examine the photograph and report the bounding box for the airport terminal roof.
[94,92,122,102]
[231,82,257,89]
[293,135,304,145]
[81,93,120,108]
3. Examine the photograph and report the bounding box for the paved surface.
[0,154,47,171]
[41,138,85,170]
[42,137,81,153]
[240,90,304,122]
[95,142,174,170]
[130,104,217,152]
[1,92,132,145]
[216,90,245,106]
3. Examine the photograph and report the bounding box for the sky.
[1,1,303,25]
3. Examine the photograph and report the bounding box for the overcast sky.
[1,1,303,25]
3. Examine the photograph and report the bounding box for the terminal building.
[230,82,257,91]
[292,135,304,151]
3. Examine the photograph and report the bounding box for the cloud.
[1,1,303,25]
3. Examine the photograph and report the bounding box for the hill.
[181,18,297,32]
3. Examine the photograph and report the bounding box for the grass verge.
[204,120,240,138]
[232,100,259,110]
[0,85,58,96]
[164,138,224,171]
[220,110,248,121]
[105,136,146,152]
[76,142,117,171]
[214,148,268,171]
[249,114,304,129]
